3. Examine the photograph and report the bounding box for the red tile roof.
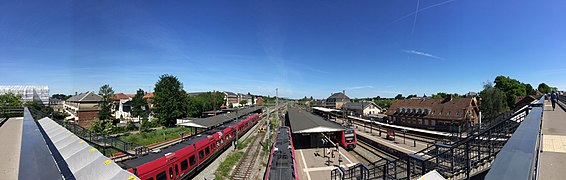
[143,92,154,99]
[386,97,478,121]
[112,93,130,100]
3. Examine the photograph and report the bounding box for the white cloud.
[403,49,443,60]
[346,85,375,90]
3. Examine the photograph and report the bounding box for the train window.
[199,150,205,160]
[205,147,210,156]
[169,167,173,179]
[156,171,167,180]
[181,160,188,171]
[216,140,221,147]
[189,155,196,166]
[175,165,179,176]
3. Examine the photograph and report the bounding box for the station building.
[386,96,480,132]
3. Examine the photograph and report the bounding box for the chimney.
[75,92,78,96]
[448,94,453,101]
[343,90,345,95]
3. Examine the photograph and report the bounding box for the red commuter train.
[120,113,260,180]
[264,126,298,180]
[339,128,356,149]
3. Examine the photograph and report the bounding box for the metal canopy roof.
[312,107,342,113]
[268,127,296,180]
[37,117,140,180]
[177,106,263,128]
[287,107,344,134]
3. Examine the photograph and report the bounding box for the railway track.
[344,118,441,144]
[352,139,396,164]
[230,130,266,180]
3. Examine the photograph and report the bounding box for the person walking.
[550,91,558,111]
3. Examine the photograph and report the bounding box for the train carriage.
[122,112,261,180]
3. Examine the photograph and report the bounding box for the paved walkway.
[0,117,23,179]
[539,100,566,179]
[333,118,427,154]
[295,147,360,180]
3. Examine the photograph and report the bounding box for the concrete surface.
[295,147,359,180]
[0,117,23,180]
[539,100,566,180]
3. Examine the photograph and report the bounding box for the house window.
[431,120,436,126]
[447,111,451,116]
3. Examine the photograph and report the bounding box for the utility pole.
[213,90,216,116]
[276,88,279,126]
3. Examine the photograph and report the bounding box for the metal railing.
[28,108,149,156]
[0,106,24,118]
[485,96,545,180]
[332,97,542,180]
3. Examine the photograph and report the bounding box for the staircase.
[332,99,540,180]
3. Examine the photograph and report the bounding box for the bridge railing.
[485,96,545,180]
[0,106,24,118]
[28,108,149,156]
[332,97,539,180]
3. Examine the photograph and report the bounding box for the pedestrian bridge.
[332,95,566,180]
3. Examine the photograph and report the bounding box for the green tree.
[406,94,417,99]
[493,76,527,109]
[0,93,23,107]
[98,84,115,121]
[394,94,404,100]
[89,119,104,134]
[154,74,188,127]
[374,99,393,108]
[480,82,509,119]
[248,92,255,105]
[239,100,248,106]
[186,91,224,117]
[525,84,536,96]
[229,103,234,108]
[51,94,71,100]
[131,89,148,119]
[538,83,552,94]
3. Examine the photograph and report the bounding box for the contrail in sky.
[388,0,458,27]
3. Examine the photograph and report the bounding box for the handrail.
[333,97,537,180]
[28,107,149,156]
[484,96,545,180]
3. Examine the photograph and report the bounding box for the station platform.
[539,100,566,179]
[333,118,428,154]
[295,146,360,180]
[0,117,23,179]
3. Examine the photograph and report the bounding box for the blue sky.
[1,0,565,99]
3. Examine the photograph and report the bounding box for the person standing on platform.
[551,91,558,111]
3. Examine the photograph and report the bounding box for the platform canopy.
[312,107,342,113]
[177,106,263,128]
[287,107,344,134]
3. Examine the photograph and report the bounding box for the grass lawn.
[215,151,244,180]
[118,127,194,146]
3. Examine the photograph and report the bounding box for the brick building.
[326,92,350,109]
[63,91,103,128]
[386,96,480,132]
